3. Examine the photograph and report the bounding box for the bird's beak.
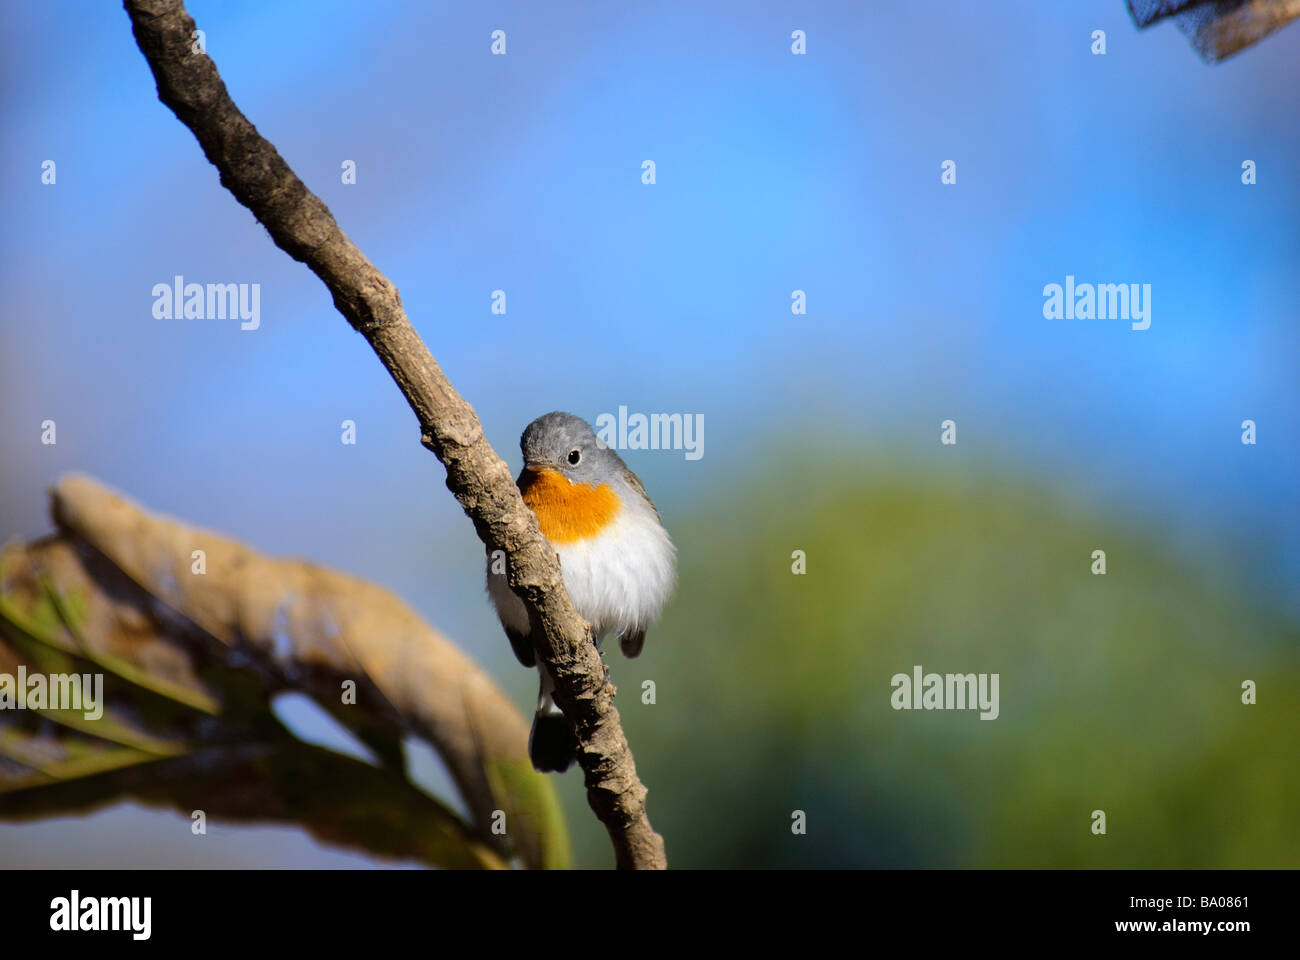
[523,462,556,473]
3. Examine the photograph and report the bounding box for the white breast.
[486,489,676,643]
[551,500,676,639]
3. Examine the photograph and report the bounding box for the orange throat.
[519,468,621,544]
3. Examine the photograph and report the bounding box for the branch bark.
[122,0,666,868]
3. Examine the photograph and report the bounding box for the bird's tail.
[529,665,576,772]
[529,708,576,773]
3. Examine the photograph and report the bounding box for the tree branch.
[122,0,666,868]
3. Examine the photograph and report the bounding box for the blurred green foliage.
[560,451,1298,868]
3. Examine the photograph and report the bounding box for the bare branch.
[121,0,665,867]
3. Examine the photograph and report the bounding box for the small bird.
[487,411,676,772]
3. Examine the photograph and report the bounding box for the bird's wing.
[620,468,661,519]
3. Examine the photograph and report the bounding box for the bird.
[486,411,676,772]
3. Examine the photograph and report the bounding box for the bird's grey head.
[520,411,624,485]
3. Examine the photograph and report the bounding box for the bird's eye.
[567,449,581,465]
